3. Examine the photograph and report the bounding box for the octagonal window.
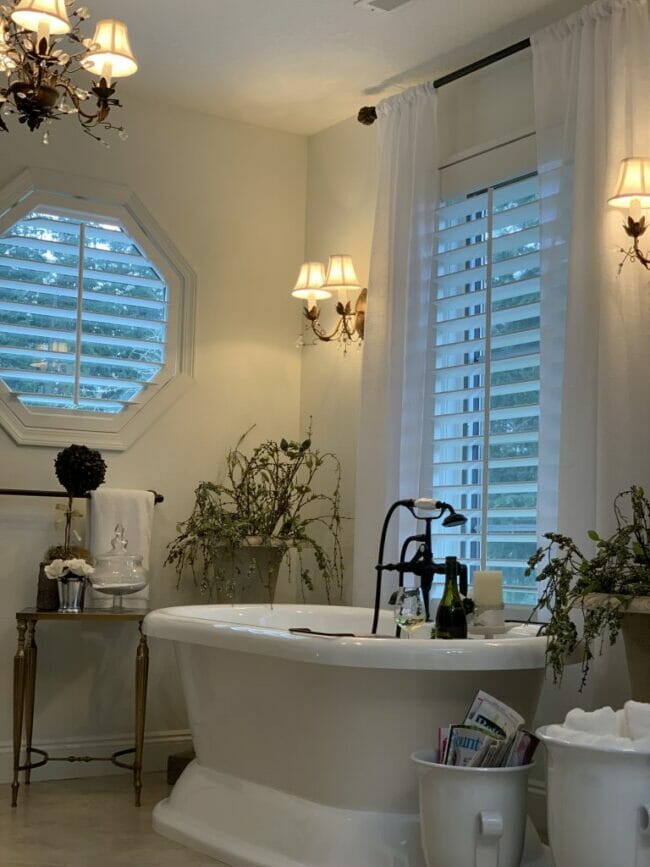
[0,208,168,414]
[0,170,196,450]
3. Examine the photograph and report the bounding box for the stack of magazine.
[437,690,539,768]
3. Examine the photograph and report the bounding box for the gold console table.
[11,608,149,808]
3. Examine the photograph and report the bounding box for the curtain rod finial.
[358,106,377,125]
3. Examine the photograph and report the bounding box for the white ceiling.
[89,0,586,136]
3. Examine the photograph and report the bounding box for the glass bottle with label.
[434,555,468,639]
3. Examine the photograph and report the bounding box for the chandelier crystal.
[0,0,137,145]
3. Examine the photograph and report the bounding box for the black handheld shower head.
[441,507,468,528]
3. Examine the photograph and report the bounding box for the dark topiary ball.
[55,444,107,497]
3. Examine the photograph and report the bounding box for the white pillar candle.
[473,570,503,608]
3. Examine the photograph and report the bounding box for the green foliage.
[165,427,344,603]
[54,444,107,497]
[527,486,650,687]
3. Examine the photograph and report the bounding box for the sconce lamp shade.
[82,19,138,78]
[608,157,650,208]
[11,0,71,35]
[291,261,331,302]
[323,254,362,293]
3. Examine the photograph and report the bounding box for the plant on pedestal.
[527,486,650,699]
[166,427,344,603]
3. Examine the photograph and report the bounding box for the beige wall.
[300,51,631,786]
[298,116,377,602]
[0,92,307,778]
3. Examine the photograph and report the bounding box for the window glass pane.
[0,209,168,414]
[426,173,540,605]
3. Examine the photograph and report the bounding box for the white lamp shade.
[323,254,362,293]
[11,0,71,35]
[291,261,331,301]
[82,20,138,78]
[608,157,650,208]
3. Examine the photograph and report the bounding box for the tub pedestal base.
[153,761,554,867]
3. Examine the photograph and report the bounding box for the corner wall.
[299,116,377,602]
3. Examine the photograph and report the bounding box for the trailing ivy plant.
[527,486,650,687]
[165,427,344,603]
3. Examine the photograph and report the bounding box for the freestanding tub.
[144,605,549,867]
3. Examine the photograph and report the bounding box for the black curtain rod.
[0,487,164,504]
[357,37,531,125]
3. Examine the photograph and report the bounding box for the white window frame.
[0,168,196,450]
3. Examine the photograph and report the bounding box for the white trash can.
[411,750,533,867]
[537,726,650,867]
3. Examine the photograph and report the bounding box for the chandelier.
[0,0,137,145]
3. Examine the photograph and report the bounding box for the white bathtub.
[144,604,549,867]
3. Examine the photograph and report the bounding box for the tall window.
[424,173,540,605]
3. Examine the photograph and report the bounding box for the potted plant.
[45,557,95,613]
[36,444,106,611]
[527,486,650,699]
[165,427,344,603]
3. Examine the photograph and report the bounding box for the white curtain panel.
[532,0,650,543]
[352,83,439,605]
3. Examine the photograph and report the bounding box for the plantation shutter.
[0,209,167,414]
[425,173,541,605]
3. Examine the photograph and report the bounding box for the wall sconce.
[292,254,367,345]
[609,157,650,272]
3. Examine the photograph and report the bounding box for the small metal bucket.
[57,577,86,613]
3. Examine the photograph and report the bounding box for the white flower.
[44,559,65,580]
[45,558,94,579]
[66,558,94,577]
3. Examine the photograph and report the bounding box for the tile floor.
[0,773,226,866]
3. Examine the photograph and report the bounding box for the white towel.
[545,725,633,750]
[87,489,155,610]
[624,701,650,740]
[564,706,619,736]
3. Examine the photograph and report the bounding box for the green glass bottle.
[434,556,468,639]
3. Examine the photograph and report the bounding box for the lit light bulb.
[630,198,642,222]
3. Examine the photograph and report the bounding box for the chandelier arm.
[341,313,357,341]
[304,308,347,342]
[58,79,107,125]
[59,80,90,116]
[633,236,650,269]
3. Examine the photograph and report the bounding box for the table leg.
[23,621,38,785]
[133,621,149,807]
[11,620,28,807]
